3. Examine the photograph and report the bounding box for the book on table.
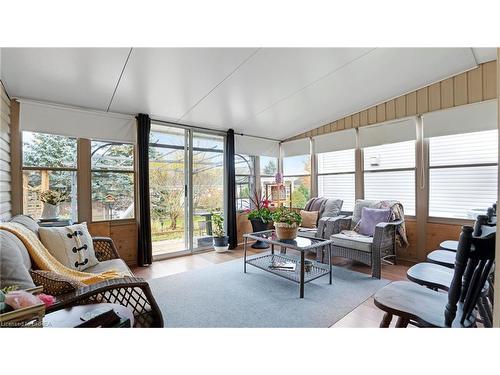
[269,260,296,271]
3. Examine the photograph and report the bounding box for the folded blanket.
[0,222,120,285]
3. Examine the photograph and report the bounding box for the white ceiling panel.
[1,48,131,110]
[180,48,373,127]
[109,48,257,121]
[235,48,478,139]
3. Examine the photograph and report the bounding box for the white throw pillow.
[39,222,99,271]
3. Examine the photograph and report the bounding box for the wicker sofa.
[0,215,163,327]
[315,199,404,279]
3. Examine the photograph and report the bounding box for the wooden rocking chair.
[374,224,496,328]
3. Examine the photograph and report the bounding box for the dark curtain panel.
[225,129,237,249]
[136,113,152,266]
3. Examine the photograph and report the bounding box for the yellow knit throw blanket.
[0,222,120,285]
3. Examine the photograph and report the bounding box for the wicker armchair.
[29,237,164,328]
[316,200,404,279]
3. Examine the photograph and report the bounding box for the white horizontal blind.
[359,117,416,148]
[234,134,280,157]
[429,130,498,219]
[314,129,356,153]
[429,130,498,167]
[423,100,497,138]
[364,171,416,215]
[318,174,355,211]
[281,138,310,157]
[19,100,135,143]
[318,149,355,174]
[363,141,415,171]
[363,140,416,215]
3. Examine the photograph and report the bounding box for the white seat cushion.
[331,232,373,252]
[85,258,133,277]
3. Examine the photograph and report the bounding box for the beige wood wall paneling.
[453,72,468,106]
[376,103,385,122]
[385,99,395,120]
[286,61,496,142]
[0,83,12,221]
[428,82,441,111]
[417,87,428,113]
[467,65,483,103]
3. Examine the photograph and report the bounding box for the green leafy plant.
[247,187,273,224]
[211,210,225,237]
[247,207,273,223]
[271,207,302,226]
[39,189,69,205]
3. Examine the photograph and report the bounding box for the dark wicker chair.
[29,237,164,328]
[315,200,403,279]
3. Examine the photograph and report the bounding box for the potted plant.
[271,207,302,240]
[39,189,69,220]
[246,188,273,248]
[211,210,229,253]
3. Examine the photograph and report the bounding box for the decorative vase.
[249,218,272,249]
[213,236,229,253]
[41,203,60,220]
[274,222,299,240]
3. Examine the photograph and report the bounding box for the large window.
[283,154,311,209]
[429,130,498,219]
[91,141,135,221]
[317,149,355,211]
[235,154,254,210]
[259,155,278,198]
[22,131,78,221]
[363,140,416,215]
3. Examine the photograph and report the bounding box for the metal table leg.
[300,251,305,298]
[244,237,247,273]
[271,243,274,255]
[329,244,332,285]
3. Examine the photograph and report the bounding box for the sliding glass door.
[191,131,225,252]
[149,124,225,259]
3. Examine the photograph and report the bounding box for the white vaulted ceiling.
[0,47,496,140]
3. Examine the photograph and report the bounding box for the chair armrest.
[93,237,120,261]
[29,270,86,296]
[317,215,351,239]
[47,277,164,328]
[373,220,404,251]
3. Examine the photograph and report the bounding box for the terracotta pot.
[274,222,299,240]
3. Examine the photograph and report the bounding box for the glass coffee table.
[243,230,333,298]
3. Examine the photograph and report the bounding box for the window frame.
[282,153,312,209]
[234,153,255,211]
[362,140,417,217]
[90,140,136,223]
[317,148,356,212]
[21,131,79,222]
[427,130,498,221]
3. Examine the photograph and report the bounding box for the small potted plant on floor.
[271,207,302,240]
[211,210,229,253]
[247,188,273,248]
[39,189,69,220]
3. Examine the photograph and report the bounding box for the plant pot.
[274,222,299,240]
[213,236,229,253]
[41,203,60,220]
[249,218,273,249]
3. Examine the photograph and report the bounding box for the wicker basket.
[274,222,299,240]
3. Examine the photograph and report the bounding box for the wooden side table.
[43,303,134,328]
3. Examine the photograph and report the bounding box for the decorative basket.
[274,222,299,240]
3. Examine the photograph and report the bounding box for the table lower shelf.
[245,253,330,284]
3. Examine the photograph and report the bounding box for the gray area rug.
[149,257,389,327]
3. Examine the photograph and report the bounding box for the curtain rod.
[152,118,281,142]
